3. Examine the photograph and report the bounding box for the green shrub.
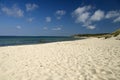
[104,35,111,39]
[111,29,120,37]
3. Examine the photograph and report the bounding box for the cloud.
[43,27,48,30]
[16,25,21,29]
[72,5,91,23]
[113,16,120,22]
[27,17,34,22]
[76,12,90,23]
[105,10,120,23]
[52,27,61,31]
[46,17,51,22]
[26,3,39,11]
[72,5,120,30]
[55,10,66,20]
[105,11,120,19]
[1,5,24,17]
[72,5,95,29]
[87,25,96,30]
[72,5,91,17]
[56,10,66,15]
[90,10,104,21]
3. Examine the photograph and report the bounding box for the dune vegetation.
[73,28,120,39]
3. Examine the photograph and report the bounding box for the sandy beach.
[0,38,120,80]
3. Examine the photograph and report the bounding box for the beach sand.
[0,38,120,80]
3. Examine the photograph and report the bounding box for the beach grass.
[73,28,120,39]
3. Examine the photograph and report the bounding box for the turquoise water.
[0,36,79,46]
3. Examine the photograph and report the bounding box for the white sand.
[0,38,120,80]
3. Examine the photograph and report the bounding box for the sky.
[0,0,120,36]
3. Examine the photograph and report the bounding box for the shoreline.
[0,36,80,47]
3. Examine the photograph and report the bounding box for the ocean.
[0,36,79,46]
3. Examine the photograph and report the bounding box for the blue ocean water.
[0,36,79,46]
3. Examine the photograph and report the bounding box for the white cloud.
[76,12,90,23]
[91,10,104,21]
[46,17,51,22]
[56,10,66,15]
[105,10,120,23]
[27,17,34,22]
[26,3,39,11]
[72,5,96,30]
[55,10,66,20]
[82,21,92,27]
[72,5,120,30]
[43,27,48,30]
[72,5,91,23]
[72,5,91,17]
[105,11,120,19]
[87,25,96,30]
[1,5,24,17]
[56,17,61,20]
[52,27,61,31]
[16,25,21,29]
[114,16,120,22]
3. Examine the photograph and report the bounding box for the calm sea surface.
[0,36,79,46]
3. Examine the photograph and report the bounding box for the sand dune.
[0,38,120,80]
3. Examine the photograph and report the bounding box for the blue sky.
[0,0,120,36]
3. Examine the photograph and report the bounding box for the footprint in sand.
[107,78,116,80]
[100,69,113,75]
[90,68,97,74]
[98,69,117,80]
